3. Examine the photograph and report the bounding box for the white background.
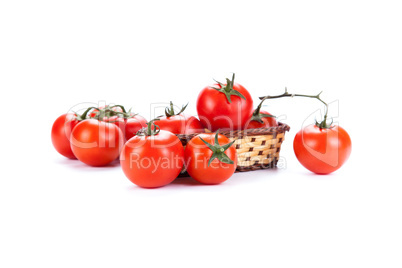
[1,1,401,267]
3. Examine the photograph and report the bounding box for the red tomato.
[155,114,203,134]
[155,102,203,134]
[51,113,80,159]
[125,115,148,140]
[184,132,237,184]
[120,129,184,188]
[197,74,253,131]
[100,115,127,139]
[293,124,352,174]
[70,119,124,167]
[245,110,278,129]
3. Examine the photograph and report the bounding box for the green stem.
[259,88,330,128]
[137,118,160,136]
[110,104,127,113]
[147,119,152,134]
[171,102,175,114]
[75,106,97,121]
[211,73,246,103]
[165,101,188,117]
[249,98,275,124]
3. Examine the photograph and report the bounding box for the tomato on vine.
[154,101,203,134]
[244,98,278,129]
[197,74,253,131]
[89,105,147,141]
[51,107,94,159]
[120,119,184,188]
[70,119,124,167]
[88,105,123,118]
[293,124,351,174]
[184,131,237,184]
[260,88,352,174]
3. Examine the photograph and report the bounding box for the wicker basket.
[177,122,290,172]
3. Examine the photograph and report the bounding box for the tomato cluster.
[51,99,241,187]
[51,105,147,166]
[52,74,352,189]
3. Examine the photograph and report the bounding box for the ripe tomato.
[100,115,126,136]
[155,102,203,134]
[120,121,184,188]
[51,113,80,159]
[156,115,203,134]
[245,110,278,129]
[70,119,124,167]
[293,124,352,174]
[125,115,148,140]
[184,132,237,184]
[197,74,253,131]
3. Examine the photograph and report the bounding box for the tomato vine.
[259,88,331,129]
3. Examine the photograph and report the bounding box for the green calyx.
[211,73,246,103]
[91,105,137,121]
[199,130,236,167]
[315,117,333,129]
[137,119,160,136]
[74,106,96,121]
[165,101,188,117]
[250,98,276,124]
[73,105,137,123]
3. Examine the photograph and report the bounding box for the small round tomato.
[125,115,148,140]
[70,119,124,167]
[197,74,253,131]
[245,110,278,129]
[244,99,278,129]
[100,115,125,134]
[184,131,237,184]
[293,124,352,174]
[51,113,80,159]
[155,102,203,134]
[120,120,184,188]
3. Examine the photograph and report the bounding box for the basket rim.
[177,122,290,140]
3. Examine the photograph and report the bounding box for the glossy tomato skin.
[70,119,124,167]
[124,115,147,140]
[245,111,278,129]
[101,116,126,137]
[293,124,352,174]
[184,133,237,184]
[120,130,184,188]
[51,113,80,159]
[99,113,147,141]
[196,83,253,131]
[155,115,203,135]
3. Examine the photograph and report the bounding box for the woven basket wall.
[177,122,290,172]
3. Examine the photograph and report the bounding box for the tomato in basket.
[154,101,203,135]
[197,74,253,131]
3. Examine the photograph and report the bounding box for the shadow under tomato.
[303,170,337,179]
[125,176,221,192]
[170,176,202,186]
